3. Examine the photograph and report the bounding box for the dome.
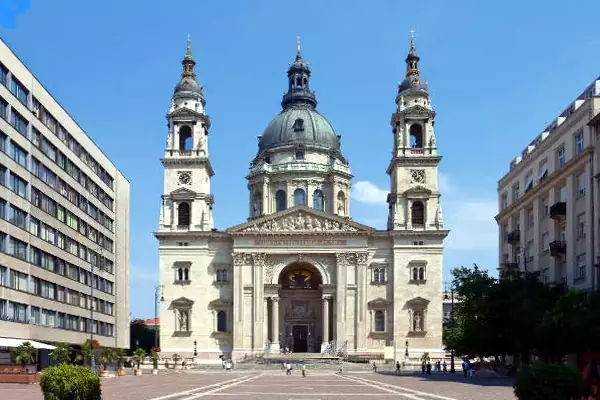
[258,107,339,152]
[174,76,202,96]
[398,75,428,93]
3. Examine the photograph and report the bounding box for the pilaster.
[232,252,251,353]
[356,252,368,351]
[252,253,266,350]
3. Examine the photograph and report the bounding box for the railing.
[410,148,424,155]
[549,202,567,219]
[507,230,520,244]
[176,225,190,231]
[549,240,567,257]
[166,149,204,157]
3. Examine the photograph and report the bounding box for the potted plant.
[115,348,127,376]
[49,343,71,365]
[99,348,115,377]
[150,350,159,375]
[133,348,147,376]
[76,340,99,367]
[11,341,36,372]
[172,353,182,370]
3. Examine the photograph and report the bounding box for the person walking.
[462,359,468,378]
[301,362,306,378]
[421,360,426,375]
[426,361,432,375]
[286,362,292,376]
[373,362,378,373]
[442,360,447,372]
[396,361,401,375]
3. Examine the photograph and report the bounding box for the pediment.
[406,296,430,307]
[402,105,436,117]
[368,297,389,309]
[404,185,432,197]
[208,299,232,309]
[169,187,197,200]
[227,205,375,235]
[168,107,209,122]
[171,297,194,308]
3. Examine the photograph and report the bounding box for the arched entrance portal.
[278,262,323,353]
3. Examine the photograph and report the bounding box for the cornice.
[167,109,211,128]
[161,157,215,176]
[495,147,593,222]
[153,230,232,241]
[386,156,442,174]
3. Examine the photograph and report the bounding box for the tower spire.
[405,29,420,77]
[182,35,196,78]
[296,36,301,56]
[281,38,317,110]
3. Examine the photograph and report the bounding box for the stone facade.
[156,37,448,362]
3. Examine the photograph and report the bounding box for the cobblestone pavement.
[0,370,517,400]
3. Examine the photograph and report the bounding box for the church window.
[276,190,287,211]
[373,268,386,283]
[176,267,190,282]
[409,124,423,148]
[410,265,426,282]
[313,190,324,211]
[176,309,190,332]
[295,150,305,160]
[178,268,183,281]
[216,310,227,332]
[294,188,306,206]
[293,119,305,132]
[177,202,191,226]
[216,269,228,282]
[178,126,193,151]
[374,310,385,332]
[411,201,424,225]
[295,76,301,87]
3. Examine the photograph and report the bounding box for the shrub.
[514,362,587,400]
[40,364,101,400]
[11,341,36,367]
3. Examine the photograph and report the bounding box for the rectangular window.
[0,63,7,86]
[0,97,8,120]
[29,217,39,236]
[9,269,28,291]
[30,306,40,325]
[575,131,584,154]
[541,197,549,217]
[576,254,586,280]
[10,110,28,137]
[31,97,41,118]
[0,265,5,286]
[9,141,27,167]
[526,208,534,230]
[512,183,520,202]
[557,146,566,168]
[10,77,28,105]
[8,204,27,230]
[9,172,27,198]
[43,110,57,133]
[559,185,567,202]
[538,159,548,182]
[524,171,533,192]
[577,213,585,238]
[8,237,27,260]
[501,193,508,210]
[577,172,585,196]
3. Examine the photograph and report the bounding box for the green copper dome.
[258,107,339,152]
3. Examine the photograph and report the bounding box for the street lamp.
[154,285,164,349]
[194,340,197,357]
[449,285,456,373]
[90,246,103,376]
[405,340,409,358]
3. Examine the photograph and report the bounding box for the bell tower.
[387,32,445,232]
[159,37,214,232]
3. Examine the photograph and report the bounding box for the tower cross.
[296,36,301,55]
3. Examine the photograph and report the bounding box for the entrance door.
[292,325,308,353]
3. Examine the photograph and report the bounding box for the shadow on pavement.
[375,371,515,387]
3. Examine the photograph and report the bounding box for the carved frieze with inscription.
[242,212,358,233]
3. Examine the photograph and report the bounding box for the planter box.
[152,369,158,375]
[134,369,143,376]
[0,373,40,384]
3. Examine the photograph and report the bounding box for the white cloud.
[350,174,498,252]
[351,181,388,205]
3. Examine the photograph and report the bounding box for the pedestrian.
[462,359,468,378]
[433,361,438,373]
[373,362,377,373]
[286,362,292,375]
[468,361,473,378]
[339,364,344,374]
[426,361,432,375]
[396,361,401,375]
[442,360,447,372]
[301,362,306,378]
[421,360,426,375]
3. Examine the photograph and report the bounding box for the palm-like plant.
[133,348,147,370]
[150,350,159,370]
[100,348,115,372]
[49,343,71,364]
[420,352,430,362]
[172,353,181,367]
[75,340,95,366]
[11,341,36,367]
[115,348,127,370]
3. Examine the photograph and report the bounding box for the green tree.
[100,348,115,372]
[133,348,147,370]
[75,340,97,366]
[115,348,127,370]
[49,343,71,364]
[11,341,36,367]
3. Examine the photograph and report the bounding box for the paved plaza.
[0,369,516,400]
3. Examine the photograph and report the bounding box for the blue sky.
[2,0,600,319]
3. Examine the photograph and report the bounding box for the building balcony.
[549,240,567,257]
[507,230,520,245]
[549,202,566,219]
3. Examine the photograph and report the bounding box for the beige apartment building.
[496,76,600,292]
[0,39,130,349]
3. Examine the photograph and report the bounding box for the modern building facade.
[495,76,600,292]
[0,39,130,348]
[156,37,449,362]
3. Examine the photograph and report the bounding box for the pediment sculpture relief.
[242,212,359,232]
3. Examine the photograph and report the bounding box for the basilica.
[156,36,449,362]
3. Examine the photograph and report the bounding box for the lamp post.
[89,246,103,376]
[405,340,409,358]
[194,340,197,357]
[154,285,163,349]
[449,285,456,373]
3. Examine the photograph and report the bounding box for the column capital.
[271,296,280,303]
[322,295,332,302]
[356,252,368,266]
[233,253,252,266]
[252,252,267,266]
[335,252,355,266]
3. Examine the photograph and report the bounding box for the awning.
[0,337,56,350]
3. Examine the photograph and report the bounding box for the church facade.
[156,37,449,361]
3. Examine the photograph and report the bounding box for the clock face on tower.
[178,172,192,185]
[410,169,425,184]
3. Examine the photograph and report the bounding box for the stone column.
[264,298,269,348]
[335,253,351,344]
[271,296,281,353]
[321,296,330,352]
[262,178,269,215]
[232,253,248,356]
[252,253,266,352]
[356,252,368,351]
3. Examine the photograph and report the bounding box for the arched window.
[217,310,226,332]
[178,202,191,226]
[177,268,183,281]
[276,190,287,212]
[412,267,418,281]
[293,119,305,132]
[184,268,189,281]
[337,191,346,216]
[294,188,306,206]
[179,126,193,151]
[374,310,385,332]
[313,190,324,211]
[418,267,425,281]
[409,124,423,148]
[411,201,424,225]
